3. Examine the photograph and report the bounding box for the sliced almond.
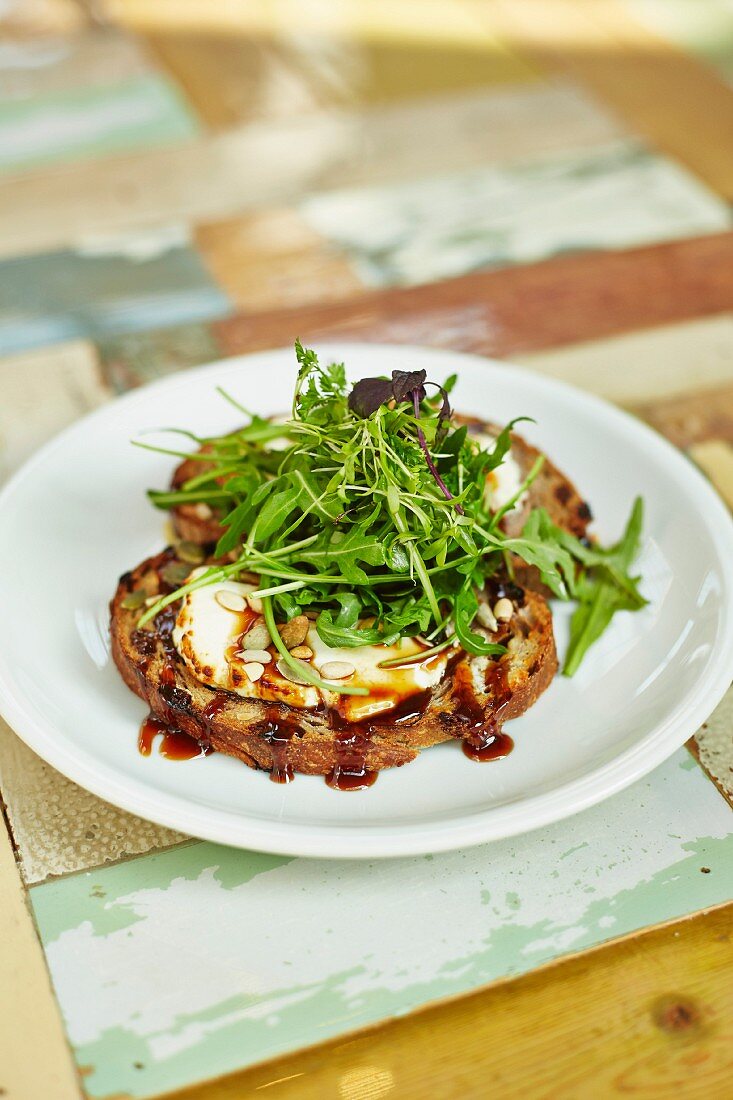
[279,615,309,649]
[193,502,213,519]
[320,660,355,681]
[290,645,313,660]
[246,593,263,613]
[277,658,312,685]
[240,618,270,649]
[215,590,248,613]
[238,649,272,664]
[243,662,265,682]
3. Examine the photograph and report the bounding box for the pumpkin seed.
[161,560,191,588]
[121,590,146,610]
[279,615,309,649]
[176,540,206,564]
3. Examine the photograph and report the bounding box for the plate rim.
[1,342,732,859]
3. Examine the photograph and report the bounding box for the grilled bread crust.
[110,549,558,777]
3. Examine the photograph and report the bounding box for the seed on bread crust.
[280,615,309,649]
[177,540,206,564]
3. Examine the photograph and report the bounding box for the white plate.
[1,344,732,859]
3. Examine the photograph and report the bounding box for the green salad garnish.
[136,343,646,690]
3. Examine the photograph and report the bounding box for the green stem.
[261,596,369,697]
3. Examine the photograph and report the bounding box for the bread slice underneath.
[111,549,558,778]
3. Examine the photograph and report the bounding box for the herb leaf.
[142,344,645,684]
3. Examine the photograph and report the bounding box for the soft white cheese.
[172,568,450,721]
[471,430,528,513]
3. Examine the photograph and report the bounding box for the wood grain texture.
[214,232,733,359]
[636,385,733,451]
[0,816,80,1100]
[166,903,733,1100]
[0,0,85,33]
[196,209,363,311]
[518,314,733,405]
[146,34,336,129]
[147,30,536,127]
[486,0,733,200]
[0,113,352,260]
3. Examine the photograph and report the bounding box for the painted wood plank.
[195,208,364,312]
[147,34,334,130]
[0,718,187,885]
[689,440,733,508]
[97,0,524,43]
[326,81,628,190]
[0,73,199,174]
[0,816,80,1100]
[485,0,733,200]
[167,903,733,1100]
[0,235,231,355]
[0,341,188,881]
[0,0,85,34]
[146,28,537,130]
[300,141,730,288]
[624,0,733,87]
[636,384,733,451]
[0,340,109,483]
[0,113,354,260]
[0,28,152,102]
[28,752,733,1099]
[0,78,625,260]
[214,232,733,359]
[693,685,733,806]
[518,314,733,405]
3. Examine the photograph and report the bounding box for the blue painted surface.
[0,244,231,354]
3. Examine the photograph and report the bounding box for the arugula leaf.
[143,343,646,689]
[563,498,646,675]
[316,610,398,649]
[454,580,507,657]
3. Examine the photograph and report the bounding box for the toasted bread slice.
[167,417,592,551]
[111,549,558,778]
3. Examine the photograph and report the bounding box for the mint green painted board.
[0,74,198,173]
[31,751,732,1099]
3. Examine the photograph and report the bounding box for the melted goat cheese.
[172,570,449,722]
[471,430,528,513]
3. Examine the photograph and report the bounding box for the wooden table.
[1,2,732,1097]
